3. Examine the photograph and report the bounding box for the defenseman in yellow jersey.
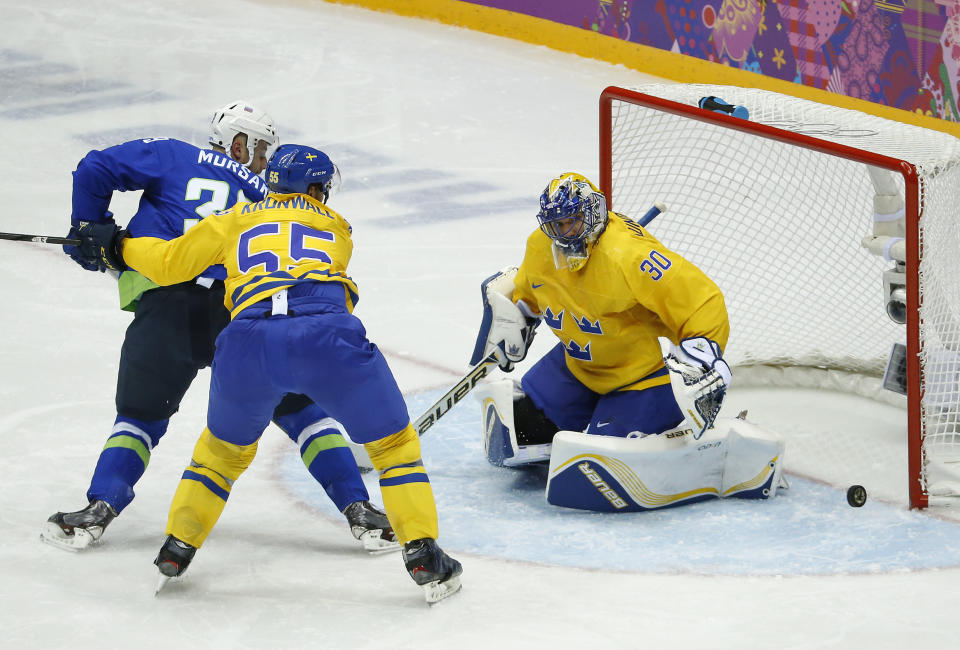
[467,174,785,513]
[80,144,461,603]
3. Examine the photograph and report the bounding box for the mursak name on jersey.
[197,151,268,193]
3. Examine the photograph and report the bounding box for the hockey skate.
[153,535,197,594]
[41,500,118,552]
[402,538,462,604]
[342,500,400,554]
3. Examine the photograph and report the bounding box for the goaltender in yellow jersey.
[473,173,784,514]
[471,172,731,454]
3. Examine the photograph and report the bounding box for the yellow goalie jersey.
[513,213,729,394]
[121,193,359,318]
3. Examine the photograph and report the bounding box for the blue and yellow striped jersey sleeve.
[122,193,359,318]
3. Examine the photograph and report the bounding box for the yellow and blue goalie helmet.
[266,144,342,202]
[537,173,608,264]
[209,100,278,168]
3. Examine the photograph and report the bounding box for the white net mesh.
[605,84,960,501]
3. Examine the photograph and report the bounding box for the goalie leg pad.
[544,416,786,512]
[476,380,553,467]
[546,430,722,512]
[717,417,786,500]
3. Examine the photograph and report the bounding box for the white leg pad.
[718,417,786,499]
[545,416,785,511]
[476,379,551,467]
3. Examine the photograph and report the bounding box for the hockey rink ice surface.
[2,1,959,648]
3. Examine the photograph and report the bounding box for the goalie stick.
[0,231,80,246]
[637,202,666,227]
[414,352,498,436]
[348,352,499,471]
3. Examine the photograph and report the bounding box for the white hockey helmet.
[209,100,278,168]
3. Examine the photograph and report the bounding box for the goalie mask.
[209,100,278,171]
[265,144,342,203]
[537,173,608,271]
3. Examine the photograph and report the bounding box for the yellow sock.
[364,424,439,544]
[166,428,258,548]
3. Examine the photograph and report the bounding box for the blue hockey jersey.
[70,137,270,308]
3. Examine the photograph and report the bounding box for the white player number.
[184,177,250,230]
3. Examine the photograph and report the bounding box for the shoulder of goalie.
[544,415,786,512]
[469,266,540,372]
[661,336,732,440]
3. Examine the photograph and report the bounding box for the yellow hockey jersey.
[513,213,729,394]
[121,193,359,318]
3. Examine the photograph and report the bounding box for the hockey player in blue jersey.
[43,101,397,554]
[78,143,463,603]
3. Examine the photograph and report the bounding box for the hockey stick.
[638,202,666,227]
[348,353,499,471]
[414,352,499,436]
[0,232,80,246]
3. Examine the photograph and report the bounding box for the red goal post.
[599,84,960,509]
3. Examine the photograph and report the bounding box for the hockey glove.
[67,220,128,273]
[663,336,732,439]
[470,267,539,372]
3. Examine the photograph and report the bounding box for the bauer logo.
[418,363,491,435]
[578,462,627,509]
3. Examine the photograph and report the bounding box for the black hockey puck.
[846,485,867,507]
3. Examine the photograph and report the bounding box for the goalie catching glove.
[663,336,732,439]
[470,267,539,372]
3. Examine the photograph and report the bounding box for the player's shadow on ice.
[501,463,550,494]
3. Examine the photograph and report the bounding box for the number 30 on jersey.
[639,250,672,281]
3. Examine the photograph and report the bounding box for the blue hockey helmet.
[265,144,341,202]
[536,173,608,270]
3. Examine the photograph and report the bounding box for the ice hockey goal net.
[600,84,960,508]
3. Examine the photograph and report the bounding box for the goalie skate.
[40,500,117,552]
[403,538,463,604]
[343,500,400,554]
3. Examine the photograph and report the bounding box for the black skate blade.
[423,575,462,605]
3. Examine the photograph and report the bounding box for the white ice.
[1,1,958,648]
